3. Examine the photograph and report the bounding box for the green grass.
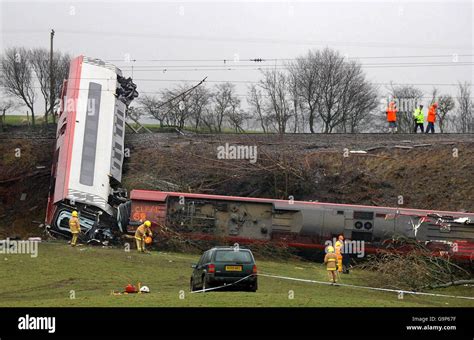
[2,114,47,125]
[0,242,472,307]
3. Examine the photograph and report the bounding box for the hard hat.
[140,286,150,293]
[71,211,78,217]
[326,246,334,253]
[144,236,153,245]
[144,220,151,227]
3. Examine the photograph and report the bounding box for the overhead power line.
[108,54,474,63]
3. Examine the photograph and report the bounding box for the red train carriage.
[129,189,474,262]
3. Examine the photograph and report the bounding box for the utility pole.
[49,29,55,126]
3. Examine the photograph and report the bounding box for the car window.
[197,252,207,266]
[215,250,252,263]
[203,251,211,264]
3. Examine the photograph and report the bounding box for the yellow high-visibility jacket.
[335,240,343,256]
[69,217,81,234]
[135,224,152,240]
[413,108,424,124]
[324,253,338,271]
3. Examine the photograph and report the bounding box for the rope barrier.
[189,270,474,300]
[258,272,474,301]
[190,274,255,293]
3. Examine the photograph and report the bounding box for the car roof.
[208,247,252,252]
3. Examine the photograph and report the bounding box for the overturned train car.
[45,56,137,244]
[129,190,474,262]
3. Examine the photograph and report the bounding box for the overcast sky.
[0,0,472,113]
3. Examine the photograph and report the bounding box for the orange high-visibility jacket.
[386,102,397,122]
[427,105,437,123]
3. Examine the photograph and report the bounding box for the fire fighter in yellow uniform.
[324,246,338,284]
[335,235,344,273]
[69,211,81,247]
[135,220,152,252]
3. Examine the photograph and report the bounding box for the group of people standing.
[386,101,438,133]
[324,235,350,284]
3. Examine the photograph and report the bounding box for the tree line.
[134,48,472,133]
[1,46,472,133]
[0,47,70,128]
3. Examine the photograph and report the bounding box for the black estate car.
[190,246,258,292]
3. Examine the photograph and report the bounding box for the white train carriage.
[46,56,136,241]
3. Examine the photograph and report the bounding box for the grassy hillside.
[0,242,472,307]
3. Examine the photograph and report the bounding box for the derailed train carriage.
[45,56,474,261]
[45,55,136,244]
[128,190,474,262]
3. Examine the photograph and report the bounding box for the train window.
[116,117,124,127]
[113,161,121,170]
[375,213,386,218]
[116,109,125,119]
[59,123,67,136]
[116,126,123,137]
[353,211,374,220]
[115,142,122,150]
[337,210,344,215]
[79,82,102,186]
[114,151,122,162]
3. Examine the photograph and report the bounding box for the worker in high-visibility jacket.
[335,235,344,273]
[386,101,398,133]
[69,211,81,247]
[425,103,437,134]
[324,246,338,284]
[413,105,424,133]
[135,220,152,252]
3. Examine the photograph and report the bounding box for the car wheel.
[202,275,213,291]
[248,282,258,292]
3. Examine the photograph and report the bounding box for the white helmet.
[140,286,150,293]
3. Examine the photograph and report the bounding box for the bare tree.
[0,98,18,131]
[187,85,212,130]
[258,69,293,134]
[160,83,195,129]
[429,88,455,133]
[138,94,167,127]
[436,95,455,133]
[247,84,269,133]
[456,82,472,133]
[388,84,423,133]
[0,48,36,126]
[28,48,71,125]
[287,69,305,133]
[288,48,378,133]
[226,102,250,133]
[287,53,320,133]
[207,82,240,133]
